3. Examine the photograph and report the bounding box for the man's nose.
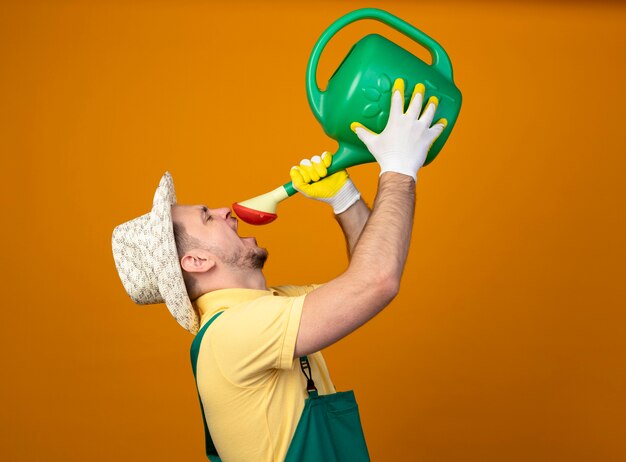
[212,207,232,220]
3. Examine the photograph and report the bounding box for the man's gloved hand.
[350,78,448,181]
[290,152,361,214]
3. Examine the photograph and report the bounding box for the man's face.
[171,204,268,270]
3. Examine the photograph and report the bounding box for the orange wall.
[1,1,625,461]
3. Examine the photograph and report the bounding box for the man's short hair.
[172,221,201,299]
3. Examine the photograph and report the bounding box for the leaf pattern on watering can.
[377,74,392,92]
[363,88,381,101]
[362,74,416,131]
[363,102,380,117]
[361,73,392,126]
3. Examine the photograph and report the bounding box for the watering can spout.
[232,186,290,225]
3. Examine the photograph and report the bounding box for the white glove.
[351,78,448,181]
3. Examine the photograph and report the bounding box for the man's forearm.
[335,198,371,258]
[348,172,415,284]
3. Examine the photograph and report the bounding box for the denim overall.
[190,311,370,461]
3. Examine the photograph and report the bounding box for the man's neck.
[197,268,268,295]
[226,268,267,291]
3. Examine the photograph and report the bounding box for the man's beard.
[220,246,268,270]
[241,246,268,270]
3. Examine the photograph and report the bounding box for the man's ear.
[180,249,216,274]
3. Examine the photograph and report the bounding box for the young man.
[112,79,446,461]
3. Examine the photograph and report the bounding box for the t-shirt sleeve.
[209,294,306,388]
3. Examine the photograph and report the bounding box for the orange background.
[1,1,625,461]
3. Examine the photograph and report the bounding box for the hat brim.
[151,172,200,334]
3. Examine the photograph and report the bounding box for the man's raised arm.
[294,78,448,357]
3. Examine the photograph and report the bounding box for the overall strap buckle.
[299,356,318,395]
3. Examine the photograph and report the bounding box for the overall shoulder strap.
[190,311,225,461]
[191,311,224,376]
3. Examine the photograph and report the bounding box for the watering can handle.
[306,8,454,119]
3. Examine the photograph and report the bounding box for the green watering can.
[233,8,462,225]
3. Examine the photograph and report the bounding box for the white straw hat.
[112,172,199,334]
